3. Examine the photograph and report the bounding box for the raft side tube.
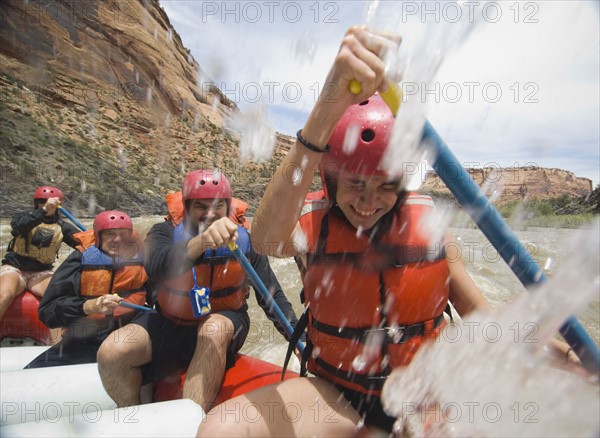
[1,364,115,426]
[0,399,204,438]
[0,346,51,372]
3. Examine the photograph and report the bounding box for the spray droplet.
[343,123,360,154]
[351,354,368,372]
[311,346,321,359]
[388,324,405,343]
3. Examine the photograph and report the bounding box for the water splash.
[417,201,456,248]
[364,0,485,178]
[291,30,316,67]
[226,104,275,162]
[86,193,97,216]
[117,147,127,169]
[146,87,153,104]
[211,94,220,114]
[342,123,360,155]
[382,220,600,437]
[292,228,308,254]
[480,168,504,205]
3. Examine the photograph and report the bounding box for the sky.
[159,0,600,186]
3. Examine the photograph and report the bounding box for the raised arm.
[251,27,399,256]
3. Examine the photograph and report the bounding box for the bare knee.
[0,273,24,299]
[197,314,234,347]
[98,324,151,367]
[28,276,52,297]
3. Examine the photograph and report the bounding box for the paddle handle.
[228,242,304,354]
[58,207,87,231]
[349,79,402,115]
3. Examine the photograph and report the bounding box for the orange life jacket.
[298,192,449,395]
[79,239,148,319]
[156,193,251,325]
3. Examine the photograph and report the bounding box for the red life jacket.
[298,192,449,395]
[156,193,251,325]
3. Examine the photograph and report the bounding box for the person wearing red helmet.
[97,169,299,411]
[25,210,150,368]
[199,28,490,437]
[0,186,81,322]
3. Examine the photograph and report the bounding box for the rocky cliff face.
[0,0,289,217]
[0,0,593,218]
[422,166,593,203]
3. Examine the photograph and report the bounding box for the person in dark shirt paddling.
[97,169,299,412]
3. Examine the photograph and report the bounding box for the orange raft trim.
[153,354,299,405]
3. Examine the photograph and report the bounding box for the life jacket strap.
[310,313,446,344]
[314,356,388,392]
[281,306,310,380]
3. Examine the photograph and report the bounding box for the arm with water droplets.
[252,27,398,256]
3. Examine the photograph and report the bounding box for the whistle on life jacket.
[189,267,211,317]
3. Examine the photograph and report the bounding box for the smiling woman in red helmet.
[199,27,490,437]
[0,186,81,322]
[97,169,299,412]
[24,210,150,368]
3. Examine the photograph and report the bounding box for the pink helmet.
[93,210,133,244]
[182,170,231,201]
[320,95,394,199]
[33,186,64,202]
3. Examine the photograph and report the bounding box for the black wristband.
[296,130,330,153]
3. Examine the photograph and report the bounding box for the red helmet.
[320,95,394,194]
[33,186,64,202]
[182,170,231,201]
[93,210,133,244]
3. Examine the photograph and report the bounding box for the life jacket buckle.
[386,325,406,343]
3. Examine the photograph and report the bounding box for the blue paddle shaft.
[118,301,152,312]
[423,120,600,373]
[229,244,305,354]
[58,207,87,231]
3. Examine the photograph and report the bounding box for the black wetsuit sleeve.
[10,208,47,236]
[59,220,83,249]
[143,221,194,281]
[38,251,86,328]
[247,248,299,342]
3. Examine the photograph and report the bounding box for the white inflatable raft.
[1,399,204,437]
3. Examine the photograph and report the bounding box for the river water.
[1,215,598,368]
